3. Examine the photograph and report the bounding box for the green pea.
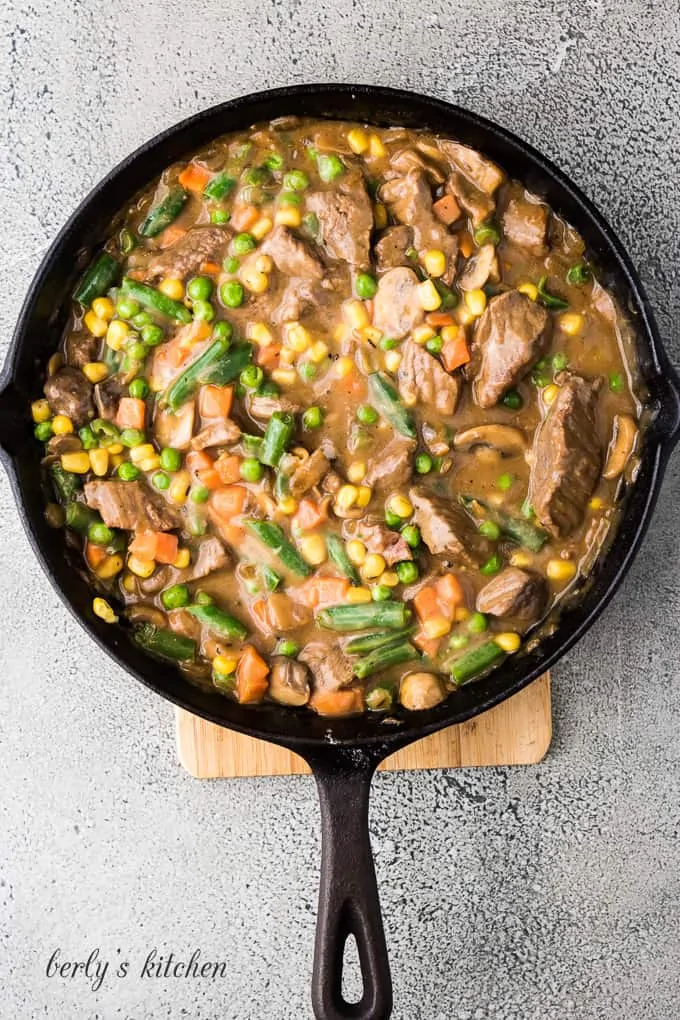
[220,280,244,308]
[259,380,279,397]
[278,191,302,207]
[117,461,141,481]
[372,584,392,602]
[415,453,433,474]
[34,421,53,442]
[425,335,443,355]
[497,472,514,491]
[467,612,488,634]
[160,447,182,472]
[299,361,317,381]
[152,470,170,491]
[479,520,501,541]
[190,485,210,504]
[448,632,470,650]
[552,352,569,372]
[401,524,421,548]
[264,152,284,171]
[501,389,523,410]
[240,365,263,390]
[78,425,96,449]
[277,638,299,657]
[357,404,378,425]
[384,509,401,528]
[396,560,419,584]
[521,499,535,520]
[480,552,502,575]
[161,584,190,610]
[609,372,624,393]
[192,299,215,322]
[129,378,149,400]
[302,406,323,429]
[87,521,114,545]
[355,273,378,300]
[317,153,344,182]
[195,591,214,606]
[187,276,214,302]
[211,209,230,224]
[243,166,270,187]
[302,212,319,237]
[566,262,591,286]
[473,221,501,246]
[131,311,153,329]
[232,232,256,255]
[283,170,309,191]
[120,428,146,448]
[127,341,147,362]
[222,255,240,274]
[116,297,140,320]
[240,457,264,482]
[379,336,399,351]
[211,320,233,343]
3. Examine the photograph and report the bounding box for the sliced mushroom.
[458,244,499,292]
[453,424,527,457]
[269,657,311,707]
[399,672,447,711]
[126,604,168,629]
[603,414,638,480]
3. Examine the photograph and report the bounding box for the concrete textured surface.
[1,1,679,1017]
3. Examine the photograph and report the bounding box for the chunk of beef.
[390,147,447,185]
[472,291,551,408]
[306,171,373,267]
[288,448,331,499]
[299,639,354,690]
[191,420,240,450]
[439,141,505,195]
[66,331,100,368]
[253,592,312,634]
[364,436,414,491]
[154,402,195,451]
[502,196,549,255]
[445,171,495,226]
[248,394,302,421]
[44,367,93,426]
[355,519,412,566]
[476,567,548,626]
[261,226,324,279]
[458,244,499,292]
[409,487,490,568]
[146,227,229,279]
[182,537,230,581]
[398,339,461,415]
[529,374,602,538]
[272,268,346,330]
[372,267,425,340]
[381,171,458,276]
[374,226,413,271]
[93,377,124,421]
[84,479,179,531]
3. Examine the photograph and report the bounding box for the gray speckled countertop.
[2,2,680,1018]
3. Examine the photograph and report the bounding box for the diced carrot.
[211,484,248,520]
[157,224,188,250]
[412,629,442,658]
[199,384,233,419]
[154,533,179,564]
[236,646,270,704]
[231,204,259,231]
[116,397,146,431]
[196,468,223,491]
[441,334,471,373]
[294,498,328,531]
[177,318,212,352]
[436,573,464,617]
[426,312,455,327]
[217,523,245,547]
[215,453,242,484]
[459,231,474,259]
[294,576,349,609]
[186,449,214,474]
[178,163,212,193]
[310,688,364,717]
[433,193,461,225]
[125,268,146,281]
[413,585,441,624]
[256,343,281,368]
[129,531,159,561]
[200,261,222,275]
[85,542,107,569]
[250,599,270,630]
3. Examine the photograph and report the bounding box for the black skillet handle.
[306,753,392,1020]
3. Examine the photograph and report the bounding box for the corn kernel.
[402,391,418,408]
[347,127,369,154]
[360,325,383,345]
[51,414,74,436]
[518,282,539,302]
[369,133,386,158]
[342,299,370,331]
[347,461,367,483]
[299,534,327,566]
[464,288,487,317]
[250,215,273,240]
[107,443,123,456]
[379,570,399,588]
[159,277,184,300]
[546,558,577,582]
[92,597,118,623]
[417,279,442,311]
[454,606,470,622]
[173,548,191,569]
[82,361,109,384]
[106,319,130,350]
[96,553,124,580]
[412,324,436,345]
[61,451,90,473]
[346,540,367,565]
[509,551,533,569]
[455,303,476,326]
[240,264,269,294]
[356,485,372,507]
[284,322,312,353]
[31,399,51,423]
[335,484,359,511]
[334,356,355,379]
[346,587,372,603]
[495,632,522,654]
[91,296,115,321]
[247,322,274,347]
[387,494,413,519]
[84,311,108,338]
[440,324,460,343]
[280,348,296,367]
[543,383,560,406]
[384,350,402,373]
[168,470,191,504]
[308,340,329,364]
[423,249,447,278]
[274,206,302,228]
[271,368,297,387]
[139,454,161,472]
[422,615,452,640]
[255,254,273,274]
[130,443,156,465]
[362,553,386,580]
[121,571,136,593]
[47,352,63,376]
[214,653,239,675]
[589,496,604,511]
[333,322,349,344]
[277,496,298,515]
[89,447,109,477]
[373,203,388,229]
[559,312,584,336]
[110,452,125,468]
[128,555,156,578]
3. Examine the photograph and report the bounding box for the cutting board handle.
[307,752,392,1020]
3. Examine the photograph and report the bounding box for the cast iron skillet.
[1,85,679,1020]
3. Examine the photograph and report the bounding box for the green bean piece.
[165,337,233,412]
[139,187,188,238]
[260,412,295,467]
[187,604,248,641]
[368,373,417,440]
[365,683,396,712]
[119,228,137,256]
[50,463,82,504]
[460,496,548,553]
[326,534,361,586]
[344,626,415,654]
[262,565,283,591]
[566,263,591,286]
[204,342,253,388]
[536,275,569,310]
[450,640,505,686]
[204,172,237,200]
[73,252,120,307]
[121,277,192,324]
[64,501,99,534]
[317,601,410,632]
[246,521,313,578]
[473,221,501,246]
[133,623,196,662]
[353,641,419,680]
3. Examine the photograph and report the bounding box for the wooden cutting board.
[176,672,551,778]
